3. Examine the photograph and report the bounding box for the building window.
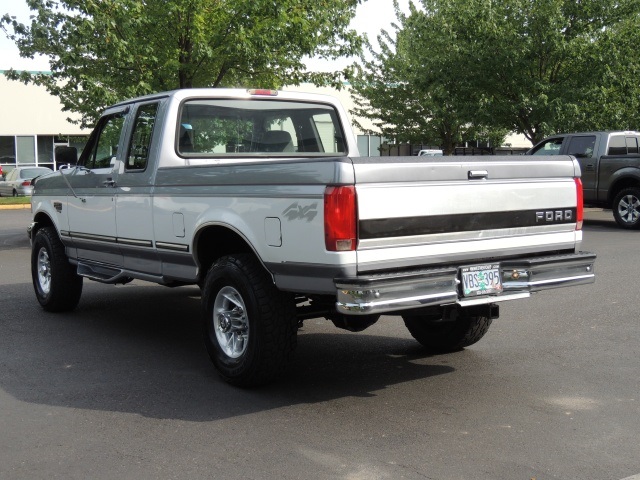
[37,136,55,163]
[0,136,16,165]
[17,136,36,164]
[369,136,381,157]
[357,135,369,156]
[68,136,89,154]
[357,135,384,156]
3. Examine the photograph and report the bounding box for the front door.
[66,110,127,266]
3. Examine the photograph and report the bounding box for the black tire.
[402,311,492,352]
[612,187,640,229]
[31,226,83,312]
[202,254,297,387]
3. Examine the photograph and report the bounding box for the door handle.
[468,170,488,180]
[102,178,117,187]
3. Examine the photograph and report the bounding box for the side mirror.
[55,146,78,166]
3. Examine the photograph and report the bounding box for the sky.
[0,0,410,72]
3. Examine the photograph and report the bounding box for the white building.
[0,73,531,173]
[0,73,89,171]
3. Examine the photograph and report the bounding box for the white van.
[417,149,443,156]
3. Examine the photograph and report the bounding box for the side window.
[84,113,126,169]
[530,138,563,155]
[567,135,596,158]
[608,136,627,155]
[127,103,158,170]
[626,137,638,154]
[310,112,344,153]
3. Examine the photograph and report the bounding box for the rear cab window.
[608,135,640,155]
[176,98,347,157]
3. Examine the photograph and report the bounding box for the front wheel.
[202,254,297,387]
[31,226,83,312]
[612,187,640,229]
[402,311,492,352]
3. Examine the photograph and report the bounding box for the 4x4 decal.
[282,202,318,222]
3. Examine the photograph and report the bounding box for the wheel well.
[32,212,55,237]
[195,225,255,281]
[609,178,640,204]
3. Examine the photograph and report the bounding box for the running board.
[77,262,130,283]
[75,260,184,286]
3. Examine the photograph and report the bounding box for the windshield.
[530,138,563,155]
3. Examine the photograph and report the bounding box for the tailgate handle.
[468,170,488,180]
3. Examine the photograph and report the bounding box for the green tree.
[350,1,507,155]
[351,0,640,149]
[2,0,363,128]
[441,0,640,144]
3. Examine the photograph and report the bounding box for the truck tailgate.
[353,156,582,273]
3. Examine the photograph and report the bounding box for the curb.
[0,204,31,210]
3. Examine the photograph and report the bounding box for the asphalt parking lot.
[1,208,639,480]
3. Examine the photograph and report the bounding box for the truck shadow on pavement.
[0,281,456,421]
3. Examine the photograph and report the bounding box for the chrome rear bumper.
[335,252,596,315]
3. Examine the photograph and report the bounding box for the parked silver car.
[0,167,53,196]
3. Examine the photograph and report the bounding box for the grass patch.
[0,196,31,205]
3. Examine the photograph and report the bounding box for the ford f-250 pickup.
[29,88,596,386]
[527,131,640,229]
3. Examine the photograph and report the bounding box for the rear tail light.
[22,181,31,187]
[575,177,584,230]
[324,186,357,251]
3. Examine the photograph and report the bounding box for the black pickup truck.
[527,131,640,229]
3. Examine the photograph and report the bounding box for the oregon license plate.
[460,264,503,297]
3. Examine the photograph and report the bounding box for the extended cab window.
[82,112,126,169]
[567,135,596,158]
[127,103,158,170]
[177,99,346,157]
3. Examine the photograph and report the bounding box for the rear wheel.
[612,187,640,229]
[31,226,83,312]
[402,311,492,352]
[202,254,297,387]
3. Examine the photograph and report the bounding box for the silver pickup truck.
[29,88,596,386]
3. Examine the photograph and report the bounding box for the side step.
[77,262,131,284]
[75,260,180,286]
